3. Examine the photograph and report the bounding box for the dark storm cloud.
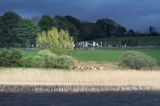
[0,0,160,31]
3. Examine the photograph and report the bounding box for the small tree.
[37,27,74,55]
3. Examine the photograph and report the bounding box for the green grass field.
[22,48,160,65]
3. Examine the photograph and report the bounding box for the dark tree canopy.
[127,29,136,37]
[0,11,39,48]
[54,16,80,40]
[96,19,116,38]
[65,16,84,32]
[0,17,3,47]
[0,11,160,48]
[148,26,158,36]
[1,11,22,48]
[38,15,55,32]
[115,26,127,37]
[15,20,39,47]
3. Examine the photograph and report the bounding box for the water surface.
[0,91,160,106]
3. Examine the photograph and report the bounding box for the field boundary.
[76,46,160,50]
[0,84,159,93]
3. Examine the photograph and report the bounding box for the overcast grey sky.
[0,0,160,31]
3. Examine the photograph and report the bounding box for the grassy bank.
[23,48,160,65]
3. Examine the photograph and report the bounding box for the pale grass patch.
[0,68,160,89]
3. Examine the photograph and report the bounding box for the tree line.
[0,11,159,48]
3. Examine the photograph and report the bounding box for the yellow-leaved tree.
[37,27,74,55]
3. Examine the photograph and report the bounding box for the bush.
[54,55,75,69]
[0,49,23,67]
[119,51,157,70]
[38,49,55,58]
[32,55,44,68]
[32,49,75,69]
[0,49,10,66]
[36,50,57,68]
[31,50,55,68]
[10,48,23,60]
[18,57,33,67]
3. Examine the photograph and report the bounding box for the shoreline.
[0,84,159,93]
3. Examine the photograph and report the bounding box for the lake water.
[0,91,160,106]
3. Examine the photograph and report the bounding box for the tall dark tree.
[148,26,158,36]
[65,16,83,32]
[116,26,127,37]
[54,16,80,40]
[1,11,22,48]
[127,29,136,37]
[0,16,3,47]
[38,15,55,32]
[96,19,115,38]
[15,20,39,47]
[80,22,96,40]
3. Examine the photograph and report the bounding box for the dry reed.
[0,68,160,92]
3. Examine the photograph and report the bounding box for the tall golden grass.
[0,68,160,90]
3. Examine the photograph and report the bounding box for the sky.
[0,0,160,31]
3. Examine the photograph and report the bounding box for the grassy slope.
[73,49,124,62]
[74,49,160,65]
[23,48,160,65]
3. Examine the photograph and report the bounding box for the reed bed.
[0,68,160,92]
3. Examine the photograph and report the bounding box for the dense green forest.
[0,11,159,48]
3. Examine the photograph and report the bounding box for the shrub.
[54,55,75,69]
[18,57,33,67]
[32,55,44,68]
[10,48,23,60]
[37,50,57,68]
[0,49,23,67]
[32,49,76,69]
[119,51,157,70]
[38,50,56,59]
[0,49,10,66]
[31,50,56,68]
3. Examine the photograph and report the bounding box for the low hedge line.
[0,49,75,69]
[19,50,75,69]
[0,49,158,70]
